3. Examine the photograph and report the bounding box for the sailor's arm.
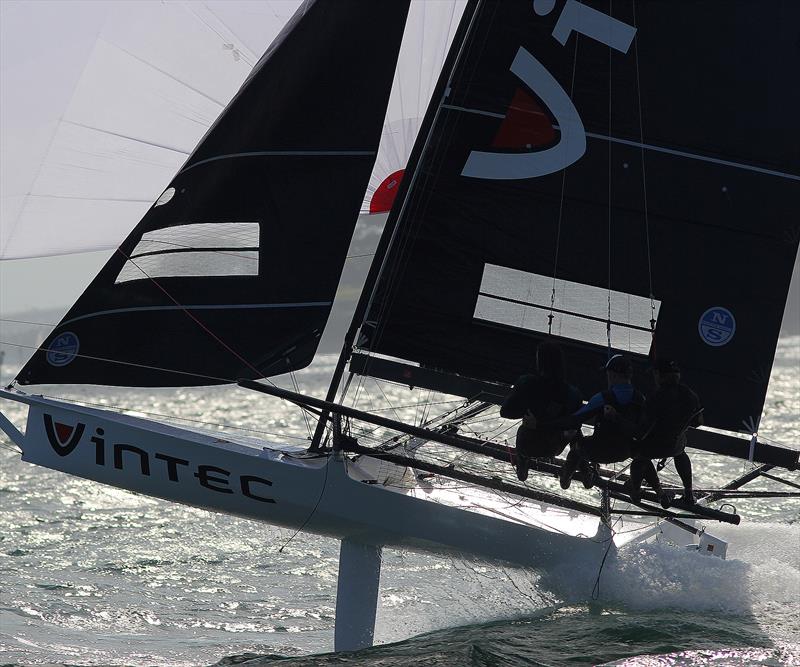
[537,392,604,430]
[499,376,534,419]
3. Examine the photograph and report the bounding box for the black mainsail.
[356,0,800,434]
[17,0,411,387]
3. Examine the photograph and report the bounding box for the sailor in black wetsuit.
[625,359,703,505]
[500,342,582,481]
[540,354,647,490]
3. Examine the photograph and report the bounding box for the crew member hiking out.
[535,354,646,491]
[500,342,582,481]
[625,359,703,506]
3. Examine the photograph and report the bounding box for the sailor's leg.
[559,440,583,489]
[334,539,382,652]
[673,451,694,503]
[514,428,535,481]
[641,460,672,508]
[642,460,663,492]
[625,459,647,502]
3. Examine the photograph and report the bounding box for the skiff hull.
[0,389,614,570]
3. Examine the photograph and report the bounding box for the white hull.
[3,388,666,650]
[0,389,618,568]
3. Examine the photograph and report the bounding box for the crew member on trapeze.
[624,359,703,506]
[500,342,582,481]
[531,354,647,492]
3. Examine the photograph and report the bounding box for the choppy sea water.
[0,338,798,666]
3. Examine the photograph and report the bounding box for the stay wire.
[548,33,581,335]
[632,2,656,331]
[115,251,320,423]
[606,6,613,355]
[117,249,275,385]
[1,339,233,385]
[342,0,488,405]
[289,366,313,439]
[277,454,331,553]
[591,510,621,601]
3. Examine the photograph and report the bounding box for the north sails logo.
[462,0,637,180]
[43,413,85,456]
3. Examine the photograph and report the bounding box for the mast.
[309,0,484,450]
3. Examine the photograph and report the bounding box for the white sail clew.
[0,0,466,260]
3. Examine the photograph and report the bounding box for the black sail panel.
[18,0,411,387]
[362,0,800,433]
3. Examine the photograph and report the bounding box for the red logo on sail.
[369,169,405,213]
[491,88,557,150]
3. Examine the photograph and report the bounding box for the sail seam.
[61,302,332,327]
[441,103,504,119]
[180,151,376,173]
[435,104,800,181]
[583,132,800,182]
[62,119,192,156]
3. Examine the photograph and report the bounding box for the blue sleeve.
[575,391,604,417]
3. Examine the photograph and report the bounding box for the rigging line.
[116,249,278,389]
[548,32,581,335]
[103,37,231,108]
[591,514,620,601]
[289,366,313,440]
[1,340,232,384]
[36,393,309,441]
[373,378,403,424]
[277,454,331,553]
[418,388,435,429]
[0,441,22,455]
[605,2,613,357]
[0,318,56,328]
[341,0,486,375]
[631,2,656,330]
[27,194,153,203]
[365,398,463,413]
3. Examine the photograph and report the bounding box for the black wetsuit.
[628,381,703,501]
[543,383,647,463]
[636,383,703,458]
[500,374,582,458]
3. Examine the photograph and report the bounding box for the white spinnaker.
[364,0,467,214]
[0,0,466,260]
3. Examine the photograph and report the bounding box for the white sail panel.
[0,0,298,260]
[0,0,465,259]
[363,0,468,214]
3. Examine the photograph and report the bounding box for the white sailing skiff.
[1,0,799,653]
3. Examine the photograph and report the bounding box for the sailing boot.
[652,481,672,509]
[515,453,530,482]
[559,449,581,489]
[580,460,598,489]
[623,478,642,503]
